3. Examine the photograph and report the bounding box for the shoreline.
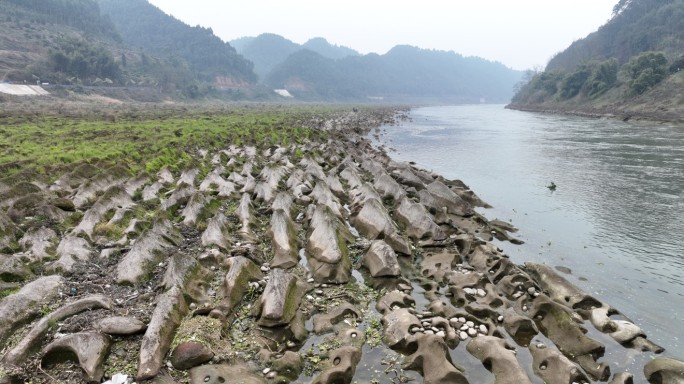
[0,105,682,383]
[506,102,684,124]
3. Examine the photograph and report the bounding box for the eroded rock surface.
[1,108,681,384]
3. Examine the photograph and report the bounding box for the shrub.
[623,52,669,94]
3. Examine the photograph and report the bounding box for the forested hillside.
[98,0,256,86]
[266,45,522,102]
[509,0,684,120]
[231,34,359,80]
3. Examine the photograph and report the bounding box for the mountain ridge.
[509,0,684,121]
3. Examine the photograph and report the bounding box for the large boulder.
[362,240,401,277]
[137,286,187,381]
[466,336,532,384]
[395,197,446,242]
[0,275,64,346]
[253,269,305,327]
[116,219,181,285]
[268,209,299,269]
[419,180,474,217]
[306,205,352,283]
[210,256,263,321]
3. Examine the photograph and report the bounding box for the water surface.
[378,105,684,359]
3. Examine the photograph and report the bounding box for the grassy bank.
[0,104,361,180]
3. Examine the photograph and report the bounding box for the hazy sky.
[147,0,618,70]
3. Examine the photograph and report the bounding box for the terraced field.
[0,106,681,384]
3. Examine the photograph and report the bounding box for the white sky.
[147,0,618,70]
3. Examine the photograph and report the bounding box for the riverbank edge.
[505,102,684,123]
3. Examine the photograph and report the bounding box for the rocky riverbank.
[506,102,684,123]
[1,106,683,384]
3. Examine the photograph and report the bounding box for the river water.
[377,104,684,360]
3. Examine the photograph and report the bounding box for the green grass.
[0,106,337,179]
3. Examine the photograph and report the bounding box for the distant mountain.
[265,45,522,102]
[231,34,301,80]
[509,0,684,120]
[231,34,360,81]
[302,37,360,60]
[98,0,256,86]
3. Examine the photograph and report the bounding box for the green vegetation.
[0,106,331,179]
[623,52,669,94]
[97,0,256,84]
[546,0,683,71]
[510,0,684,118]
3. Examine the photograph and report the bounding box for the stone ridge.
[0,109,681,384]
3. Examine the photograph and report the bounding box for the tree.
[623,51,668,94]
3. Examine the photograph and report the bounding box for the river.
[377,104,684,360]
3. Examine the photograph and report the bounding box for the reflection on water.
[378,105,684,359]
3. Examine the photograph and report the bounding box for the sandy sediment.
[0,107,682,384]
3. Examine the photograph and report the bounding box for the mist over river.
[377,105,684,360]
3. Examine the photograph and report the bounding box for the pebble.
[527,287,536,295]
[497,315,504,322]
[458,317,466,323]
[286,341,296,348]
[266,371,277,379]
[513,292,523,299]
[260,265,269,272]
[449,318,460,327]
[466,321,475,328]
[536,343,547,349]
[431,327,440,333]
[262,368,271,375]
[436,331,446,338]
[306,295,314,301]
[307,278,315,283]
[468,328,478,337]
[204,376,210,382]
[321,284,328,288]
[476,289,487,297]
[422,322,430,328]
[460,324,469,331]
[459,331,468,341]
[424,330,434,335]
[522,305,528,312]
[410,326,421,334]
[479,325,488,334]
[315,289,324,295]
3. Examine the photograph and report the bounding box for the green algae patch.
[0,106,333,179]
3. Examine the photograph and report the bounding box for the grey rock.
[268,209,299,269]
[41,332,111,383]
[362,240,401,277]
[116,219,181,285]
[2,294,111,367]
[94,316,147,335]
[137,286,187,381]
[0,275,64,346]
